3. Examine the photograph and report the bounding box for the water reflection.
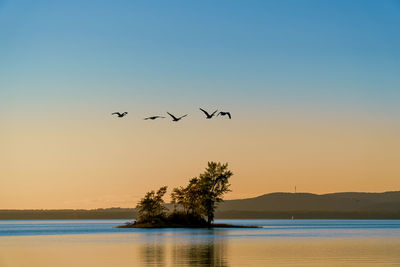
[172,240,227,266]
[139,233,228,267]
[139,241,166,266]
[2,220,400,266]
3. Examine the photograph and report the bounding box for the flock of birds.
[111,108,231,121]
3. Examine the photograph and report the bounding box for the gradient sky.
[1,0,399,209]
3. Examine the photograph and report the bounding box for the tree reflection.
[138,233,228,266]
[139,241,166,267]
[171,239,228,267]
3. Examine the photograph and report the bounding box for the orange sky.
[1,109,399,209]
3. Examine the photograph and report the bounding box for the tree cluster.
[135,162,232,226]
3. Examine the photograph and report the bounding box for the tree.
[171,162,233,225]
[136,186,168,223]
[171,177,202,215]
[198,162,232,225]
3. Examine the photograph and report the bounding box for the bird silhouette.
[218,111,231,119]
[144,116,165,120]
[111,112,128,117]
[199,108,218,119]
[167,112,188,122]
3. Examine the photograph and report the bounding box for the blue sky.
[1,0,399,118]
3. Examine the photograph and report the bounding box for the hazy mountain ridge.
[1,191,399,219]
[218,191,400,212]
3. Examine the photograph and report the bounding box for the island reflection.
[139,235,228,267]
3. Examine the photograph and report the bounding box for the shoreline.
[117,222,261,228]
[2,212,400,220]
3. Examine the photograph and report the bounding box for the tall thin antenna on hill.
[295,186,296,194]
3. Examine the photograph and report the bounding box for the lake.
[1,219,399,266]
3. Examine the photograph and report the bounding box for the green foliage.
[171,162,233,225]
[135,162,233,226]
[136,186,168,223]
[197,162,233,224]
[171,177,203,215]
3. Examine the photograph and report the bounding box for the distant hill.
[0,208,137,220]
[215,191,400,219]
[218,191,400,212]
[1,191,400,220]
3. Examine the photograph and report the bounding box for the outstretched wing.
[227,112,231,119]
[111,112,121,116]
[178,114,188,119]
[210,110,218,117]
[199,108,210,117]
[167,112,177,120]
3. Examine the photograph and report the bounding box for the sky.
[1,0,399,209]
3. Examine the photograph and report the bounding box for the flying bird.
[167,112,188,122]
[144,116,165,120]
[218,111,231,119]
[111,112,128,117]
[199,108,218,119]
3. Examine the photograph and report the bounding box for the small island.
[118,162,259,229]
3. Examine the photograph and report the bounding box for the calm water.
[0,219,399,266]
